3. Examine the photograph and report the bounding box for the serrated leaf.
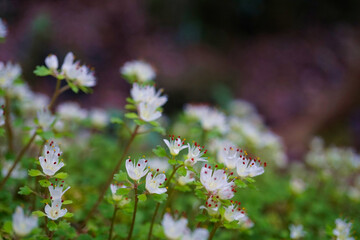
[34,66,51,76]
[153,146,167,157]
[223,221,239,229]
[47,221,58,231]
[32,211,46,217]
[2,221,12,234]
[18,186,32,195]
[134,119,146,125]
[38,131,54,139]
[28,169,44,177]
[195,189,207,200]
[195,214,208,222]
[53,172,68,179]
[125,104,137,110]
[152,193,167,203]
[245,177,256,183]
[210,218,220,223]
[138,194,147,202]
[168,159,177,165]
[114,170,128,182]
[116,188,130,195]
[110,117,124,125]
[63,200,73,205]
[124,113,138,119]
[63,212,74,218]
[178,167,187,177]
[39,179,51,187]
[126,97,135,104]
[149,121,160,127]
[235,179,247,188]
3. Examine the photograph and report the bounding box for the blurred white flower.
[48,185,70,201]
[184,143,207,166]
[146,172,167,194]
[130,83,167,107]
[39,140,64,176]
[45,54,59,71]
[22,93,49,113]
[12,206,38,237]
[0,108,4,126]
[89,108,108,128]
[57,102,87,121]
[236,156,265,178]
[217,182,235,200]
[0,61,21,89]
[164,136,187,156]
[182,228,209,240]
[289,224,305,239]
[347,186,360,202]
[148,158,170,172]
[45,199,67,220]
[0,18,7,38]
[121,60,156,83]
[37,109,55,130]
[178,171,195,186]
[161,213,188,240]
[333,218,354,240]
[290,178,306,194]
[138,101,162,122]
[1,161,27,179]
[218,145,241,169]
[199,197,221,216]
[200,165,231,193]
[224,204,246,222]
[53,120,65,132]
[125,158,148,181]
[110,184,130,206]
[238,215,254,229]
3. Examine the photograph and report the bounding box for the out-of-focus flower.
[138,101,162,122]
[37,109,55,130]
[89,108,108,128]
[0,108,4,126]
[218,145,241,169]
[182,228,209,240]
[347,186,360,202]
[0,61,21,89]
[125,158,148,181]
[110,184,130,206]
[12,206,38,237]
[148,158,170,172]
[200,165,231,193]
[289,224,306,239]
[185,143,207,166]
[333,219,354,240]
[290,178,306,194]
[121,60,156,83]
[224,204,246,222]
[236,157,265,178]
[45,54,59,71]
[0,18,7,38]
[164,136,187,156]
[39,140,64,176]
[22,92,49,113]
[48,185,70,201]
[57,102,87,121]
[161,213,188,240]
[217,182,235,200]
[130,84,167,107]
[45,199,67,220]
[1,161,27,179]
[199,197,221,216]
[146,172,167,194]
[178,171,195,186]
[238,215,254,229]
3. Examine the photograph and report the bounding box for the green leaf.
[38,131,54,139]
[149,121,160,127]
[195,189,207,200]
[18,186,33,195]
[53,172,68,179]
[168,159,177,165]
[47,221,58,231]
[2,221,12,234]
[67,81,79,93]
[41,199,51,204]
[245,177,256,183]
[134,119,147,125]
[39,179,51,187]
[63,200,73,205]
[153,126,166,135]
[125,104,137,110]
[116,188,130,195]
[224,221,240,229]
[28,169,44,177]
[138,194,147,202]
[178,167,187,177]
[126,97,135,104]
[0,128,5,137]
[153,146,168,157]
[114,170,128,182]
[195,214,208,222]
[124,113,138,119]
[210,218,220,223]
[235,179,247,188]
[32,211,46,217]
[174,184,192,192]
[63,212,74,218]
[152,193,167,203]
[34,65,51,76]
[110,117,123,125]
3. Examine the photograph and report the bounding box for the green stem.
[147,164,182,240]
[108,205,118,240]
[208,222,221,240]
[4,95,14,153]
[128,184,138,240]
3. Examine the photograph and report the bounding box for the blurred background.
[1,0,360,159]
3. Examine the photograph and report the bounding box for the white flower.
[200,165,230,193]
[164,136,187,156]
[37,109,55,130]
[12,206,38,237]
[217,182,235,200]
[224,204,246,222]
[1,161,27,179]
[0,61,21,89]
[199,197,221,216]
[0,108,4,126]
[121,60,156,83]
[125,158,149,181]
[146,172,167,194]
[184,143,207,166]
[289,224,306,239]
[236,156,265,178]
[44,199,67,220]
[238,215,254,229]
[182,228,209,240]
[22,93,49,113]
[130,83,167,107]
[148,158,170,172]
[218,145,241,169]
[89,108,108,128]
[138,101,162,122]
[161,213,188,240]
[57,102,87,121]
[48,184,70,201]
[0,18,7,38]
[290,178,306,194]
[178,171,195,186]
[110,184,130,206]
[45,54,59,71]
[39,140,64,176]
[333,219,354,240]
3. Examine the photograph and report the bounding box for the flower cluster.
[0,61,21,89]
[333,219,354,240]
[289,224,306,239]
[12,206,38,237]
[39,140,64,176]
[0,18,7,39]
[120,60,156,83]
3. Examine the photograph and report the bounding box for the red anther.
[205,171,208,174]
[209,166,211,169]
[151,175,154,177]
[44,159,47,162]
[47,151,49,154]
[243,157,245,160]
[238,202,241,205]
[216,196,219,198]
[230,172,233,175]
[238,208,241,211]
[62,181,64,183]
[214,178,217,180]
[159,183,162,185]
[215,165,218,168]
[232,209,234,212]
[55,179,57,181]
[62,200,64,202]
[205,164,207,168]
[157,169,159,172]
[206,202,208,205]
[240,150,243,152]
[264,162,267,167]
[54,162,56,164]
[252,163,254,165]
[241,211,244,214]
[178,144,180,146]
[60,184,63,187]
[202,146,204,148]
[138,164,140,166]
[129,159,132,162]
[258,159,261,162]
[235,201,238,203]
[204,150,207,154]
[215,204,218,207]
[169,135,171,137]
[191,158,194,161]
[224,148,226,151]
[51,184,53,186]
[58,153,60,156]
[208,204,212,207]
[172,135,174,137]
[50,196,53,199]
[145,160,148,163]
[243,162,245,165]
[165,178,167,181]
[178,136,180,138]
[249,157,252,160]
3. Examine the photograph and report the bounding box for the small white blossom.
[182,228,209,240]
[48,185,70,201]
[12,206,38,237]
[148,158,170,172]
[238,215,254,229]
[199,197,221,216]
[161,213,188,240]
[44,199,67,220]
[218,145,242,169]
[1,161,27,179]
[22,93,49,113]
[110,184,130,206]
[37,109,55,130]
[130,83,167,107]
[89,108,108,128]
[39,140,64,176]
[333,219,354,240]
[146,172,167,194]
[200,165,231,193]
[125,158,149,181]
[0,18,7,38]
[0,108,4,126]
[185,143,207,166]
[178,171,195,186]
[217,182,235,200]
[290,178,306,194]
[0,61,21,89]
[236,156,265,178]
[138,101,162,122]
[224,204,246,222]
[289,224,306,239]
[57,102,87,121]
[121,60,156,83]
[45,54,59,71]
[164,136,187,156]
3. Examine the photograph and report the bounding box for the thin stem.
[0,131,38,189]
[82,125,140,227]
[4,95,14,153]
[127,184,138,240]
[208,222,221,240]
[108,205,118,240]
[47,81,70,112]
[147,164,182,240]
